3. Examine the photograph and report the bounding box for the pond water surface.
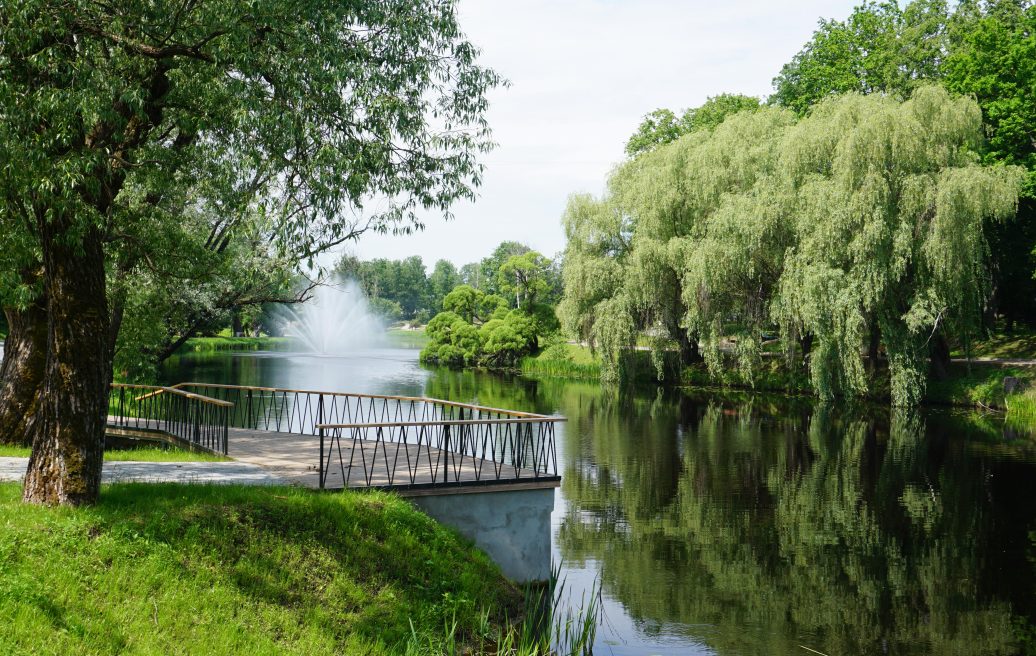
[160,340,1036,655]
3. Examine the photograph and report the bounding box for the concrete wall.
[409,486,555,583]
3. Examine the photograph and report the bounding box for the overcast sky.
[344,0,861,271]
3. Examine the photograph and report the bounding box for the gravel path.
[0,457,287,486]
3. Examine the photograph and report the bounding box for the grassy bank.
[386,327,430,349]
[0,483,522,655]
[0,446,228,461]
[521,343,601,380]
[182,336,291,352]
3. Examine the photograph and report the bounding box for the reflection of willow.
[558,397,1020,655]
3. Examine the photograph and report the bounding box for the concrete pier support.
[405,482,557,583]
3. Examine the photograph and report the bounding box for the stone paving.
[0,457,286,486]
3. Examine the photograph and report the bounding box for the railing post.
[319,426,325,490]
[318,394,324,435]
[443,424,450,484]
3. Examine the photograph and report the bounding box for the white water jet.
[279,279,385,355]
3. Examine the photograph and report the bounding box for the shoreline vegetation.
[180,330,1036,426]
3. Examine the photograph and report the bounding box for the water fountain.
[279,278,386,355]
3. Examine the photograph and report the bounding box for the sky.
[344,0,862,271]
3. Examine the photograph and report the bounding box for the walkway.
[227,427,547,490]
[0,457,284,486]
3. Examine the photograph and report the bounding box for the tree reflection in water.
[553,387,1036,655]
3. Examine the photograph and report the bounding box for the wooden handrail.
[168,382,553,419]
[113,383,235,407]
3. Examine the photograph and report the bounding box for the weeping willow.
[560,85,1023,405]
[773,87,1023,405]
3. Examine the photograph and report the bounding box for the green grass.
[0,483,521,655]
[950,325,1036,360]
[386,327,429,349]
[925,362,1035,409]
[0,446,229,461]
[182,336,291,353]
[520,343,601,380]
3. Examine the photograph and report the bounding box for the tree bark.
[677,329,702,365]
[929,333,952,382]
[23,222,110,506]
[0,294,48,446]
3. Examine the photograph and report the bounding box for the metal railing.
[107,384,233,454]
[164,382,563,489]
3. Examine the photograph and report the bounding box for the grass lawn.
[0,446,229,461]
[386,327,429,349]
[0,483,520,655]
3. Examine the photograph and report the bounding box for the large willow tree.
[0,0,501,504]
[561,86,1022,405]
[773,87,1021,405]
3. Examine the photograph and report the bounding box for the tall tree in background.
[945,0,1036,328]
[428,260,463,313]
[0,0,501,504]
[624,94,761,157]
[772,0,1036,327]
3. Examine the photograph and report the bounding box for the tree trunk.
[867,320,881,375]
[0,295,48,446]
[928,333,952,382]
[23,222,110,506]
[677,330,702,365]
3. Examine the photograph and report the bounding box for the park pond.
[153,336,1036,655]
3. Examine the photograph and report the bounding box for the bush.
[421,309,542,368]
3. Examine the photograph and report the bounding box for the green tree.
[497,251,553,309]
[477,241,530,296]
[428,259,462,313]
[624,94,761,157]
[770,1,950,114]
[772,0,1036,328]
[944,0,1036,328]
[772,88,1022,405]
[0,0,501,504]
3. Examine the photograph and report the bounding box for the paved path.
[0,457,285,486]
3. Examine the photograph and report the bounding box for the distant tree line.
[335,241,562,325]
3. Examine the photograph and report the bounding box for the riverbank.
[0,482,524,654]
[182,336,291,352]
[520,342,1036,420]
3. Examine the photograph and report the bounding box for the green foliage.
[441,285,506,325]
[625,94,761,157]
[771,0,950,114]
[0,483,518,653]
[774,88,1022,405]
[497,251,553,310]
[337,255,432,320]
[421,311,482,367]
[428,260,463,313]
[421,308,542,369]
[562,87,1023,405]
[773,0,1036,326]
